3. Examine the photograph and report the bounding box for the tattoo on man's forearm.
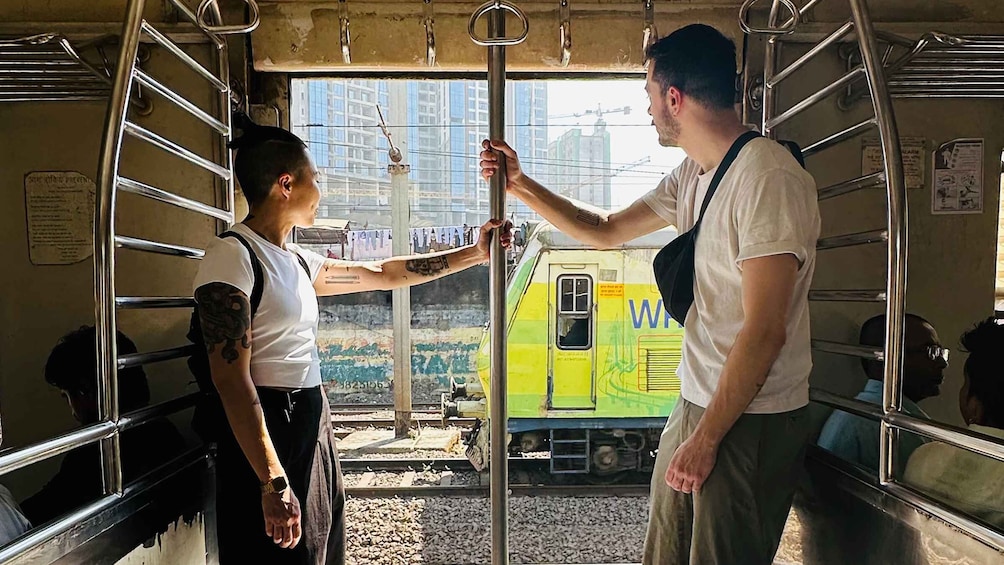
[576,209,602,226]
[405,256,450,276]
[325,274,361,285]
[195,282,251,365]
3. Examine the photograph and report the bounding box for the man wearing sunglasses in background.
[817,313,949,475]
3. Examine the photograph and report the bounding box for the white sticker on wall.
[862,136,925,190]
[24,171,96,265]
[932,138,984,215]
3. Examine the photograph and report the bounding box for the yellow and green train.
[442,224,684,475]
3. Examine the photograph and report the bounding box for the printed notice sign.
[599,284,624,298]
[932,138,983,215]
[25,171,95,265]
[862,137,925,190]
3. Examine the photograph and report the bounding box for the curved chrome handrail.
[196,0,260,35]
[739,0,800,35]
[468,0,529,46]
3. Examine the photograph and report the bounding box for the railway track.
[342,457,649,497]
[340,457,549,472]
[346,482,650,498]
[331,415,475,428]
[330,403,440,413]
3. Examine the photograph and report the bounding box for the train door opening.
[548,268,598,410]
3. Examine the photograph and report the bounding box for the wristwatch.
[261,475,288,495]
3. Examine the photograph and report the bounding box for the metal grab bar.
[118,393,199,431]
[118,345,199,369]
[140,22,227,91]
[809,447,1004,554]
[117,176,234,222]
[558,0,571,67]
[423,0,436,67]
[132,69,227,134]
[818,171,885,201]
[816,229,888,250]
[115,235,205,259]
[467,3,516,562]
[340,0,352,64]
[196,0,260,35]
[802,118,877,158]
[123,121,232,179]
[0,422,116,477]
[766,66,866,130]
[0,447,208,564]
[848,0,909,486]
[739,0,799,36]
[811,390,1004,464]
[809,289,886,302]
[116,296,196,309]
[468,0,529,46]
[811,339,883,360]
[768,21,854,88]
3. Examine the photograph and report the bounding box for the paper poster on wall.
[24,171,96,265]
[862,136,925,190]
[932,138,984,215]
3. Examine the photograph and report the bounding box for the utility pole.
[378,103,412,438]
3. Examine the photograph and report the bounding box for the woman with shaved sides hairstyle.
[193,115,511,564]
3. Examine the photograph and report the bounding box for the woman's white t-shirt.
[192,223,328,390]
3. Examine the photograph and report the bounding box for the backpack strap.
[292,251,311,278]
[219,231,264,316]
[695,130,762,228]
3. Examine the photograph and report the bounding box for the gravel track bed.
[344,495,806,564]
[345,496,649,564]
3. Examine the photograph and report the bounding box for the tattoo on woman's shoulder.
[195,283,251,365]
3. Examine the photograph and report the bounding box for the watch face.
[272,476,288,492]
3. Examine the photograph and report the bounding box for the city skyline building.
[291,79,607,228]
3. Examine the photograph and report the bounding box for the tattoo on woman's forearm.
[195,283,251,365]
[325,274,361,285]
[576,209,602,226]
[405,256,450,276]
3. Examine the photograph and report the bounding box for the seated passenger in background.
[817,313,947,474]
[19,326,186,526]
[905,316,1004,528]
[0,484,30,547]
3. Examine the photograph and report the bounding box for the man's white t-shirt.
[642,137,820,414]
[192,223,328,390]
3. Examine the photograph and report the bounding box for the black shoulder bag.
[652,130,761,326]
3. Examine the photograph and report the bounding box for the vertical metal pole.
[761,0,781,138]
[217,32,235,228]
[95,0,146,496]
[487,8,509,565]
[391,164,413,438]
[849,0,907,486]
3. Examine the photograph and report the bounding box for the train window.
[288,77,684,404]
[557,275,592,350]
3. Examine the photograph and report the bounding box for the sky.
[545,80,686,208]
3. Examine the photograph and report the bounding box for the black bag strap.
[293,252,311,278]
[219,231,264,315]
[694,130,762,231]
